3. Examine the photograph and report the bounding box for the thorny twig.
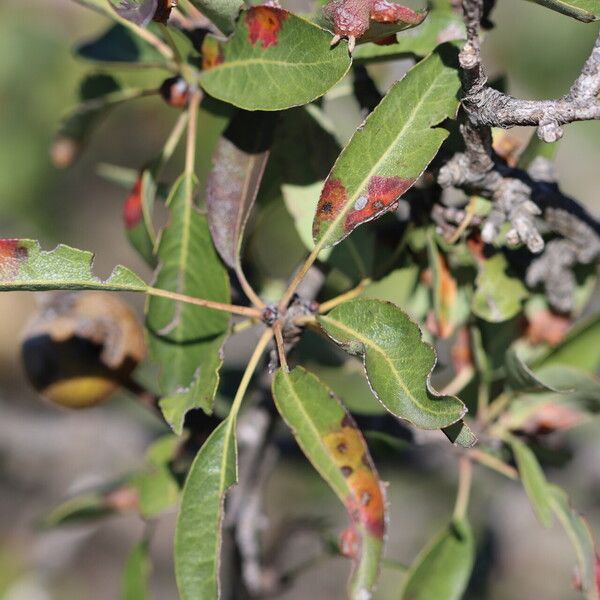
[437,0,600,311]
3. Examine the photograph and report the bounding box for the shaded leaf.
[113,0,158,26]
[313,43,462,248]
[131,468,179,518]
[353,0,465,62]
[535,365,600,407]
[399,519,475,600]
[318,298,467,429]
[549,485,599,600]
[472,253,528,322]
[121,540,151,600]
[175,417,237,600]
[523,0,600,22]
[504,348,560,393]
[190,0,243,34]
[272,367,386,599]
[53,75,141,168]
[0,239,147,292]
[508,435,553,527]
[207,111,275,270]
[76,23,166,66]
[199,7,351,111]
[41,493,116,528]
[146,175,231,430]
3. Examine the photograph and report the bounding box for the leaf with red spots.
[313,42,462,248]
[352,0,465,63]
[318,298,471,434]
[272,367,386,599]
[198,7,351,111]
[207,110,275,271]
[0,239,147,292]
[322,0,427,44]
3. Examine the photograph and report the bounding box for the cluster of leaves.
[3,0,600,598]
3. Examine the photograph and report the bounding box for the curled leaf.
[318,298,467,430]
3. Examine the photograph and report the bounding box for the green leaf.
[548,485,599,600]
[523,0,600,22]
[504,348,560,393]
[207,111,275,270]
[0,239,147,292]
[399,519,475,600]
[121,540,151,600]
[272,367,386,599]
[190,0,243,34]
[131,468,179,518]
[354,1,465,63]
[76,23,166,66]
[533,311,600,374]
[312,42,462,248]
[198,7,351,111]
[41,493,115,528]
[535,365,600,406]
[472,253,528,322]
[318,298,467,429]
[175,417,237,600]
[146,174,231,430]
[508,435,553,528]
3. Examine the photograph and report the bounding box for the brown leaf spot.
[341,465,354,477]
[340,525,360,559]
[346,470,385,538]
[323,0,372,38]
[245,6,288,49]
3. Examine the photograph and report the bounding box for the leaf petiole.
[453,456,473,521]
[146,287,261,317]
[318,278,372,314]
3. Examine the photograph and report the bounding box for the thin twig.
[470,448,518,480]
[236,265,266,310]
[146,287,261,317]
[453,455,473,521]
[273,322,289,372]
[318,278,372,314]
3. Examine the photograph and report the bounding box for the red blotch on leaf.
[123,178,143,230]
[245,6,288,49]
[323,0,372,38]
[314,178,348,233]
[0,239,27,280]
[344,175,413,232]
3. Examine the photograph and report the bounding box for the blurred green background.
[0,1,599,599]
